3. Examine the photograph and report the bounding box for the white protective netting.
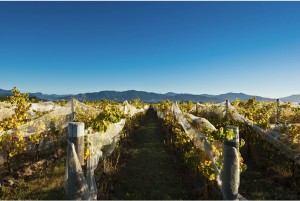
[65,142,90,200]
[74,100,102,117]
[156,102,246,200]
[28,102,63,119]
[122,100,150,117]
[0,98,148,144]
[290,102,300,108]
[1,98,149,199]
[64,101,149,200]
[0,101,73,138]
[193,101,227,119]
[157,111,168,119]
[225,101,300,165]
[0,107,14,121]
[0,102,15,121]
[152,105,169,119]
[195,100,300,165]
[0,101,63,121]
[186,113,217,131]
[0,99,107,138]
[171,102,223,186]
[194,101,226,109]
[65,119,126,200]
[0,99,93,165]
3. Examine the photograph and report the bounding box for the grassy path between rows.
[1,109,203,200]
[111,109,201,200]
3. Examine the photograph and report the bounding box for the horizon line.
[0,87,296,99]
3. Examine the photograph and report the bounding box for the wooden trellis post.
[68,122,85,166]
[276,99,280,123]
[65,122,86,199]
[222,125,240,200]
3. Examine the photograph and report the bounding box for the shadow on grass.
[1,157,67,200]
[111,109,205,200]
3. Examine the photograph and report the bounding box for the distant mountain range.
[281,95,300,103]
[1,88,299,102]
[0,89,68,101]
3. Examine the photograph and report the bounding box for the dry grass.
[1,154,67,200]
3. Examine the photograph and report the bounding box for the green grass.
[0,156,67,200]
[239,137,300,200]
[110,110,205,200]
[4,110,300,200]
[240,163,300,200]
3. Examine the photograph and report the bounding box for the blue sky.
[0,2,300,98]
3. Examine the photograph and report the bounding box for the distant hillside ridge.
[0,88,286,102]
[281,94,300,103]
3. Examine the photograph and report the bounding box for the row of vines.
[1,87,300,199]
[187,98,300,199]
[0,87,148,199]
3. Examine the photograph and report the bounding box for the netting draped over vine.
[0,99,148,163]
[154,104,222,188]
[0,98,150,199]
[0,99,126,138]
[122,101,150,117]
[65,142,90,199]
[226,101,300,164]
[0,107,14,121]
[171,103,223,186]
[64,102,149,200]
[155,102,245,200]
[186,113,217,131]
[157,111,168,119]
[0,101,73,138]
[194,101,227,118]
[0,97,150,199]
[291,102,300,108]
[65,119,126,200]
[74,100,103,118]
[0,101,64,121]
[194,100,300,164]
